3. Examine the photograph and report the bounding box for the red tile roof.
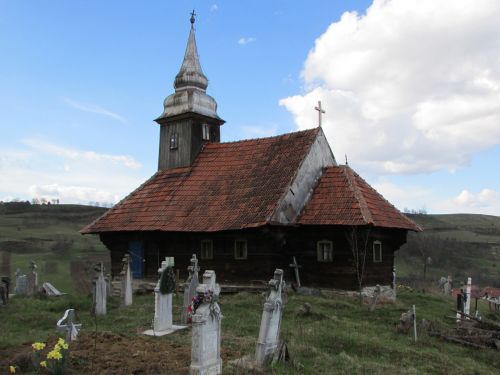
[298,166,421,231]
[82,128,320,233]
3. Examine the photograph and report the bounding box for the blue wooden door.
[128,240,144,278]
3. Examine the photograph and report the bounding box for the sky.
[0,0,499,215]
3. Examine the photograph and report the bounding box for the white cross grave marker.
[56,309,82,342]
[255,269,285,366]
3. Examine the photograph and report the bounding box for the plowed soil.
[1,331,241,374]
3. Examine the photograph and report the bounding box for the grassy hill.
[396,213,500,288]
[0,202,109,294]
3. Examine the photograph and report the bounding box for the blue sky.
[1,0,499,215]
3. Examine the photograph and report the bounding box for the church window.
[373,241,382,263]
[317,240,333,262]
[202,124,210,140]
[234,239,247,260]
[170,133,178,150]
[200,240,213,260]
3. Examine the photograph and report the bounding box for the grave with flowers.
[190,270,223,375]
[143,257,187,336]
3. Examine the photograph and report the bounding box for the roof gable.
[297,165,421,231]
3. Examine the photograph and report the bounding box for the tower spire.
[174,11,208,91]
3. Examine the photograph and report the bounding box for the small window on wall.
[234,240,247,260]
[317,240,333,262]
[170,133,178,150]
[373,241,382,263]
[202,124,210,140]
[200,240,213,260]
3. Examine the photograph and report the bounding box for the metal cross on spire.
[314,100,326,127]
[190,9,196,26]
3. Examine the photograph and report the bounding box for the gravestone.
[26,261,38,296]
[464,277,472,318]
[255,269,285,367]
[120,254,133,306]
[15,269,27,295]
[56,309,82,342]
[182,254,200,324]
[369,284,382,312]
[93,263,107,316]
[392,266,397,297]
[1,276,10,305]
[42,282,65,296]
[143,257,186,336]
[190,270,222,375]
[288,256,302,288]
[444,275,452,295]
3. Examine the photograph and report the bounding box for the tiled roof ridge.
[212,127,320,146]
[344,165,422,231]
[341,165,374,225]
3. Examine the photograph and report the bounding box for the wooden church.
[82,15,420,290]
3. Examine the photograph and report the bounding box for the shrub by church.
[82,16,420,290]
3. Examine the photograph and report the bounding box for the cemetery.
[1,254,499,374]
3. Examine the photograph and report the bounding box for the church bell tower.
[155,12,225,170]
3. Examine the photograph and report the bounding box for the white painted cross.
[56,309,82,342]
[289,256,302,288]
[314,100,326,127]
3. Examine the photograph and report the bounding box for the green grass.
[1,290,499,374]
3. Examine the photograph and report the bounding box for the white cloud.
[29,184,120,205]
[210,4,218,12]
[0,140,147,204]
[241,123,279,139]
[372,179,432,212]
[280,0,500,175]
[23,139,141,169]
[238,37,256,45]
[63,97,127,123]
[438,188,500,215]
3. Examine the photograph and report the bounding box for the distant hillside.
[0,202,109,293]
[397,213,500,288]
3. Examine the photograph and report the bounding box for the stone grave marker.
[120,254,133,307]
[93,263,107,316]
[182,253,200,324]
[190,270,222,375]
[392,266,397,297]
[143,257,186,336]
[444,275,452,296]
[42,282,65,296]
[255,269,285,367]
[14,269,27,296]
[56,309,82,342]
[288,256,302,288]
[464,277,472,318]
[26,261,38,296]
[1,276,10,305]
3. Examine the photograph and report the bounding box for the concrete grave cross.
[143,256,186,336]
[56,309,82,342]
[256,269,285,367]
[27,260,38,296]
[15,268,27,296]
[182,254,200,324]
[289,256,302,288]
[120,254,133,307]
[93,262,107,316]
[190,270,222,375]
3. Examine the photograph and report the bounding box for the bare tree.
[347,226,371,303]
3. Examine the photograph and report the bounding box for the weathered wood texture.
[99,225,407,289]
[158,117,221,170]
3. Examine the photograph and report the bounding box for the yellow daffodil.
[47,349,63,360]
[40,361,47,368]
[54,344,61,351]
[32,342,46,351]
[61,342,69,350]
[8,365,16,373]
[57,338,66,346]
